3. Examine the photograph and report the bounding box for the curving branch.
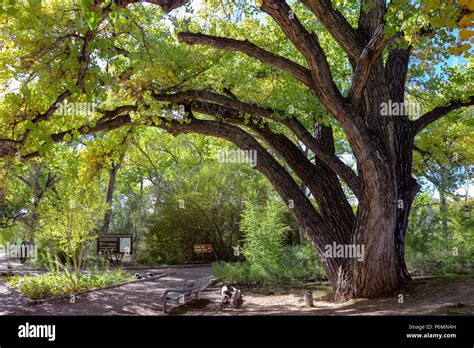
[151,89,360,196]
[283,117,361,198]
[190,101,355,234]
[301,0,366,64]
[257,1,342,107]
[24,112,333,248]
[412,96,474,134]
[159,117,333,246]
[349,24,388,104]
[22,104,138,159]
[177,32,313,87]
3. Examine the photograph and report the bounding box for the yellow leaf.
[459,43,471,53]
[459,0,474,10]
[458,15,473,28]
[460,29,474,41]
[449,47,461,55]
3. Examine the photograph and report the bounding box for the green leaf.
[6,6,18,16]
[28,0,41,8]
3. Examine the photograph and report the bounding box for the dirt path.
[0,279,30,315]
[1,268,473,316]
[184,274,474,316]
[1,266,212,316]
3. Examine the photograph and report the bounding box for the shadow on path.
[1,266,212,316]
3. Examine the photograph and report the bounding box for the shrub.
[36,175,107,276]
[6,270,134,299]
[406,194,474,276]
[213,197,326,287]
[240,198,288,272]
[212,244,326,287]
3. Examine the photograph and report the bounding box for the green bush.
[141,162,268,264]
[6,270,134,299]
[406,194,474,276]
[213,198,325,287]
[212,244,326,286]
[240,198,288,270]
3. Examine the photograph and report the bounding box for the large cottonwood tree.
[0,0,473,300]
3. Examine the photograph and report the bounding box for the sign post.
[97,234,133,265]
[193,244,213,254]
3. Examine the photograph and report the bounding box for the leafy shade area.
[5,270,134,300]
[140,162,268,264]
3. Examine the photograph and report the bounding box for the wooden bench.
[161,276,214,313]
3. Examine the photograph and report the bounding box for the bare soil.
[1,265,472,316]
[173,274,474,316]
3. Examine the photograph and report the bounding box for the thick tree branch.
[152,89,360,196]
[152,89,274,118]
[258,0,343,114]
[283,117,361,198]
[350,24,388,104]
[412,96,474,134]
[358,0,386,37]
[97,104,139,119]
[301,0,366,64]
[177,32,313,87]
[386,47,411,103]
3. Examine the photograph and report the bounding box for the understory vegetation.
[406,195,474,276]
[5,269,133,299]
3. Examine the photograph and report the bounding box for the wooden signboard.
[193,244,213,254]
[97,234,133,255]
